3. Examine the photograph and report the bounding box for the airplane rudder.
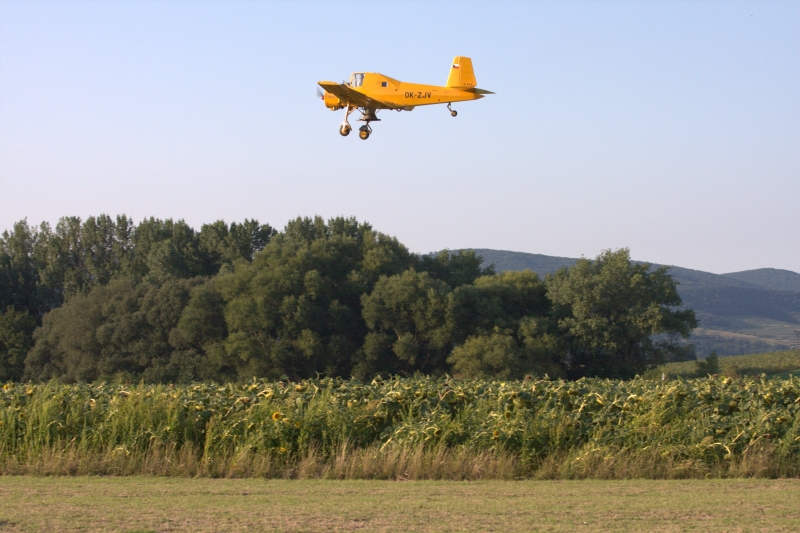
[446,56,476,88]
[460,57,476,87]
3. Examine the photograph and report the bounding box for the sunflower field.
[1,375,798,476]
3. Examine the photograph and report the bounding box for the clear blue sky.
[1,0,798,274]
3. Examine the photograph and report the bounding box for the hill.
[655,349,800,379]
[722,268,800,292]
[470,250,578,275]
[467,249,800,357]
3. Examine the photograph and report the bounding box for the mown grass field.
[2,371,798,478]
[0,477,798,532]
[656,350,800,379]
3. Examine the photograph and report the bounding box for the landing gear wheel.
[339,125,351,136]
[450,110,458,117]
[356,111,374,140]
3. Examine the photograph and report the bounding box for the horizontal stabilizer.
[468,88,495,95]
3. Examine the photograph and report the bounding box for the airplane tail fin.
[446,56,477,88]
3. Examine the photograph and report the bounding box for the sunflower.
[504,411,512,419]
[492,430,500,439]
[272,412,282,421]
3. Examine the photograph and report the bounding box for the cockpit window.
[349,73,365,87]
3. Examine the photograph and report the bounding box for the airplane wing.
[318,82,398,110]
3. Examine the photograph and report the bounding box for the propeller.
[316,87,324,101]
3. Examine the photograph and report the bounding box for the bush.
[696,352,721,376]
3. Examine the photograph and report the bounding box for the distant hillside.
[722,268,800,292]
[470,249,576,275]
[657,349,800,379]
[466,249,800,358]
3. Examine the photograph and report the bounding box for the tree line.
[1,215,697,383]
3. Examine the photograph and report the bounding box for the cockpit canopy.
[348,73,365,88]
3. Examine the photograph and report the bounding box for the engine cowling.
[323,92,345,110]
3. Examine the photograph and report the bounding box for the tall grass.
[2,442,794,479]
[1,375,798,479]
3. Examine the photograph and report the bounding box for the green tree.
[695,351,720,376]
[24,278,205,383]
[169,280,232,381]
[35,215,134,299]
[417,249,494,288]
[445,271,562,379]
[0,306,37,381]
[24,282,112,382]
[545,248,697,379]
[0,219,46,317]
[127,218,203,282]
[217,216,414,380]
[447,270,549,343]
[361,269,452,376]
[198,219,275,274]
[448,331,520,379]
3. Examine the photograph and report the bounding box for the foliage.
[447,331,521,379]
[1,375,797,473]
[0,215,274,319]
[546,248,698,379]
[445,271,561,379]
[0,215,274,381]
[417,249,494,287]
[3,215,698,382]
[696,352,721,376]
[24,278,207,383]
[217,216,416,381]
[361,270,452,375]
[0,307,36,382]
[447,270,550,342]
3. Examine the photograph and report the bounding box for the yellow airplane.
[318,56,493,140]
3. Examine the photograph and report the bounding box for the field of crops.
[1,374,799,478]
[657,349,800,379]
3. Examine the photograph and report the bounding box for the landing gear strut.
[357,108,380,140]
[339,106,354,136]
[447,103,457,117]
[338,106,380,139]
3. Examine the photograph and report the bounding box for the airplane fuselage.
[341,73,483,109]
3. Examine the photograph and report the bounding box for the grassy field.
[0,477,798,532]
[656,350,800,379]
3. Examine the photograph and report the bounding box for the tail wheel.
[358,129,370,140]
[450,110,458,117]
[339,125,351,136]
